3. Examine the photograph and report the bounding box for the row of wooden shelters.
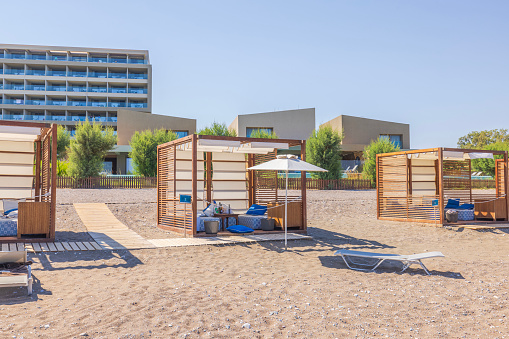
[0,121,57,242]
[377,147,508,225]
[157,134,308,237]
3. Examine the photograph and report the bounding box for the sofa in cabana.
[0,121,57,242]
[376,148,509,225]
[156,134,308,237]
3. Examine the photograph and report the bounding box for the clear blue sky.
[5,1,508,148]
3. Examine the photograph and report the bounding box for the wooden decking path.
[74,203,156,250]
[1,241,103,253]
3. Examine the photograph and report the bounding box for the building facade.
[0,43,151,135]
[0,44,198,174]
[110,109,196,174]
[321,115,410,169]
[229,108,315,140]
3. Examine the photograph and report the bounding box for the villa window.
[246,127,273,138]
[380,134,402,148]
[174,131,189,138]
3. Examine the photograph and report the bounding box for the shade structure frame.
[377,147,509,226]
[0,121,57,242]
[157,134,307,237]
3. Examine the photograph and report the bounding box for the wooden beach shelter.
[0,121,57,242]
[377,148,509,225]
[157,134,308,237]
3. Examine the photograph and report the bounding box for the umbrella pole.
[285,170,288,250]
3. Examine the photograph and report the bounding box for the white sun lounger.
[0,251,33,295]
[334,249,445,275]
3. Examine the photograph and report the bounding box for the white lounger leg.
[341,254,385,272]
[27,265,33,295]
[400,260,431,275]
[418,260,431,275]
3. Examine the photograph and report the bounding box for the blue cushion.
[458,203,474,210]
[445,199,460,209]
[246,204,267,216]
[226,225,254,233]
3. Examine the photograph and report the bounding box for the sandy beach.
[1,188,509,338]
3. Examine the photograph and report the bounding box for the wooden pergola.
[0,121,57,242]
[377,147,509,225]
[157,134,307,237]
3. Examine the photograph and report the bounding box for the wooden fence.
[472,179,496,189]
[278,177,375,190]
[56,176,495,190]
[57,176,157,189]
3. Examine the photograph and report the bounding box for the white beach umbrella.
[248,154,327,250]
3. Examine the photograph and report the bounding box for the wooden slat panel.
[61,242,73,251]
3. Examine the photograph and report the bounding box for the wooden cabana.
[0,121,57,242]
[157,134,307,237]
[377,148,509,225]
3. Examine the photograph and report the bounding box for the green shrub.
[129,129,177,177]
[67,120,117,178]
[363,137,400,183]
[57,125,71,160]
[57,160,70,176]
[306,125,343,179]
[198,122,237,136]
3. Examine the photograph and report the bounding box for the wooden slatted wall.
[443,159,500,204]
[157,139,196,235]
[40,129,51,203]
[253,151,278,205]
[378,154,440,222]
[496,159,505,197]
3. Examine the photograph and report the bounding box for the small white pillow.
[2,199,23,213]
[203,204,215,217]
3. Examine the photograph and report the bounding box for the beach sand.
[1,189,508,338]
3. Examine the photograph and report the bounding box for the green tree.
[129,129,177,177]
[363,137,400,183]
[248,129,278,139]
[67,120,117,178]
[471,142,509,177]
[56,125,71,160]
[458,129,509,149]
[306,125,343,179]
[198,122,237,136]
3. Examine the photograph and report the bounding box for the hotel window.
[380,134,402,148]
[246,127,273,138]
[173,131,188,139]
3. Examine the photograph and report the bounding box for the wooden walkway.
[73,203,156,250]
[1,241,103,253]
